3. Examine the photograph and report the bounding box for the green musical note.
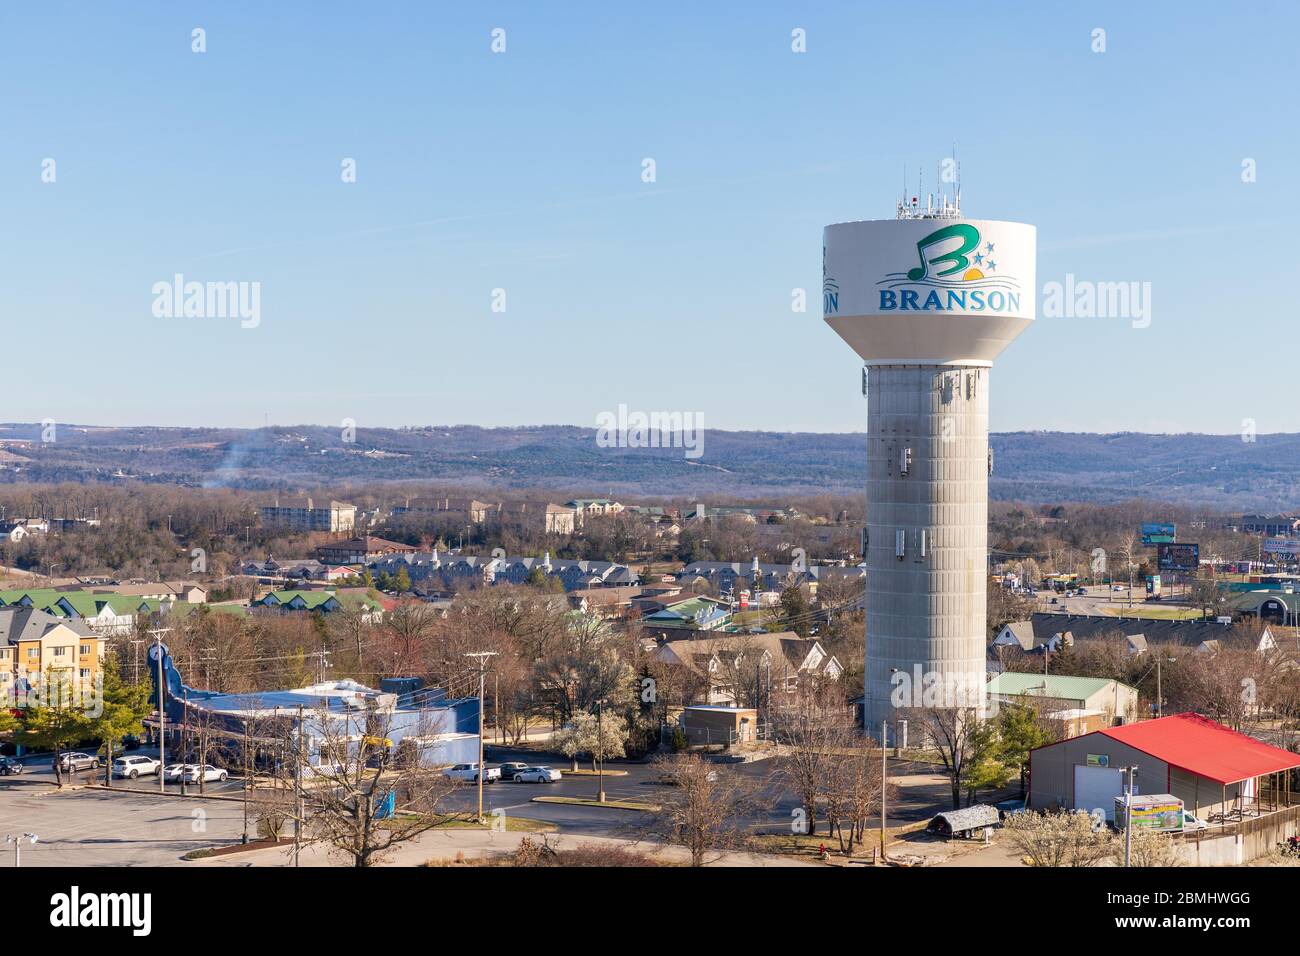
[906,224,981,281]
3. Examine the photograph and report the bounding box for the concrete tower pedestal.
[863,364,989,727]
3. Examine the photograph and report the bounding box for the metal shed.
[928,804,1000,839]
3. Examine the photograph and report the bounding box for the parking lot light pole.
[597,699,606,803]
[5,832,37,867]
[1123,766,1137,867]
[880,719,888,864]
[464,651,497,822]
[149,629,171,795]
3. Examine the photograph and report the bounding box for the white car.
[162,763,189,782]
[182,764,229,784]
[112,755,160,779]
[442,763,500,784]
[512,766,561,784]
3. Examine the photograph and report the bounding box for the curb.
[85,784,251,803]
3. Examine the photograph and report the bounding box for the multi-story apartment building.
[0,607,103,701]
[394,497,493,523]
[496,501,577,535]
[260,497,357,533]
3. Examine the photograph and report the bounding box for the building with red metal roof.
[1028,713,1300,824]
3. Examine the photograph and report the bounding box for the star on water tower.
[822,181,1036,731]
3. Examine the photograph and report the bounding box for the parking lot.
[0,787,248,866]
[2,746,248,797]
[0,742,983,865]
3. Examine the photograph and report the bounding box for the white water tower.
[823,186,1036,729]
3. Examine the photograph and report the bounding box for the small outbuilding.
[678,705,758,747]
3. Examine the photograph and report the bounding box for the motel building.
[1028,713,1300,864]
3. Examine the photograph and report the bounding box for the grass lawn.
[1093,604,1203,620]
[561,768,629,777]
[386,812,558,833]
[752,819,930,860]
[531,795,660,812]
[434,815,557,833]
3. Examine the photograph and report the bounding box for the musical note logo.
[906,224,981,281]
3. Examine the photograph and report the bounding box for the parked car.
[112,755,161,779]
[656,768,717,785]
[1077,587,1087,595]
[496,761,530,779]
[55,752,99,773]
[442,763,500,784]
[512,766,562,784]
[995,797,1026,820]
[0,756,24,776]
[163,763,190,782]
[121,734,142,751]
[181,764,229,784]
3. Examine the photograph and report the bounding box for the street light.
[5,832,37,867]
[596,699,609,804]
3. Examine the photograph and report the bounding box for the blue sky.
[1,1,1293,435]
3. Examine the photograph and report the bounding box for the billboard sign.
[1118,796,1185,832]
[1141,522,1176,545]
[1157,543,1199,572]
[1263,538,1300,556]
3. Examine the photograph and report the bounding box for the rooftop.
[1098,713,1300,785]
[987,672,1134,701]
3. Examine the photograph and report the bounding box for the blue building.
[147,642,479,770]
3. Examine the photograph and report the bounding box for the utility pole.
[148,627,172,795]
[1156,658,1163,719]
[317,641,331,684]
[129,639,143,685]
[879,719,888,863]
[1123,766,1136,867]
[596,699,606,803]
[199,649,216,691]
[293,704,304,867]
[463,651,497,822]
[241,720,251,845]
[180,686,190,797]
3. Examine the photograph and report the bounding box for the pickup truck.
[441,763,500,784]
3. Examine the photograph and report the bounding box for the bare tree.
[1001,810,1115,867]
[291,706,461,867]
[778,688,855,836]
[906,705,983,810]
[644,753,766,866]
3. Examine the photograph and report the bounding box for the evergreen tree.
[86,658,153,786]
[779,584,811,636]
[18,669,94,787]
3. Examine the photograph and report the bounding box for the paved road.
[1038,587,1194,619]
